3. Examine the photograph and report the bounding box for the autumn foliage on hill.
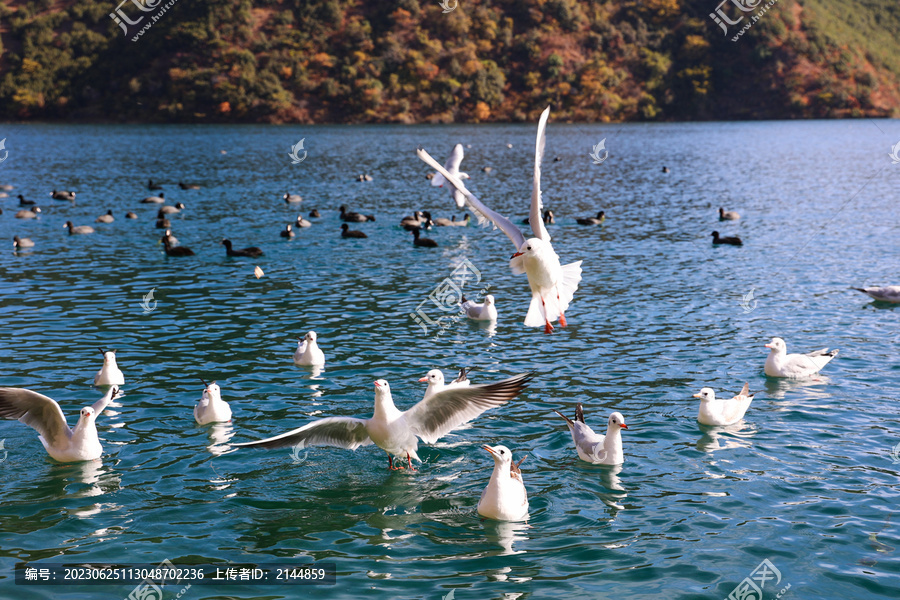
[0,0,897,123]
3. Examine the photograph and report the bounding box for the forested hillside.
[1,0,898,122]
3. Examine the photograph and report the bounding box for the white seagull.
[694,383,754,426]
[0,385,123,462]
[764,337,838,378]
[233,373,532,470]
[477,444,529,521]
[553,405,628,465]
[94,347,124,386]
[418,107,582,333]
[293,331,325,366]
[194,380,232,425]
[430,143,469,208]
[461,294,498,321]
[419,368,472,401]
[853,285,900,303]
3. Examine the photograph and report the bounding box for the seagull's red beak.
[374,381,381,388]
[511,251,523,258]
[619,424,628,430]
[764,343,773,349]
[482,444,497,457]
[418,377,428,382]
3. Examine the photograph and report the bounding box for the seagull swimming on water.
[419,368,472,401]
[553,405,628,465]
[0,385,123,462]
[477,444,529,521]
[764,337,838,378]
[95,348,124,386]
[194,381,232,425]
[853,285,900,303]
[293,331,325,366]
[418,107,582,333]
[694,383,754,426]
[233,373,532,471]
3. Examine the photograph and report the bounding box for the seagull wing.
[0,388,72,446]
[232,417,373,450]
[530,106,551,242]
[417,148,526,251]
[446,143,464,174]
[404,373,533,444]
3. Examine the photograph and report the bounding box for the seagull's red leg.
[557,289,567,327]
[406,453,416,472]
[541,296,554,334]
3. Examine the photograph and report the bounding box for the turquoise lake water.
[0,119,898,599]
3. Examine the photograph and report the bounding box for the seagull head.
[764,337,786,354]
[418,369,444,385]
[206,382,221,401]
[484,294,495,306]
[80,406,96,422]
[99,348,117,365]
[511,237,547,259]
[374,379,390,392]
[693,388,716,402]
[483,444,513,466]
[306,331,318,343]
[608,412,628,430]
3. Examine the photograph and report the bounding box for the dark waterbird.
[340,205,375,222]
[412,227,438,248]
[148,179,163,190]
[576,211,605,225]
[711,231,742,246]
[222,239,263,257]
[179,182,200,190]
[17,194,33,205]
[340,223,367,238]
[281,224,295,238]
[161,233,194,256]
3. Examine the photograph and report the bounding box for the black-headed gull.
[694,383,753,426]
[418,107,582,333]
[553,405,627,465]
[293,331,325,366]
[419,368,471,401]
[0,386,123,462]
[854,286,900,303]
[95,348,124,386]
[764,337,838,378]
[461,294,497,321]
[477,444,529,521]
[194,381,232,425]
[430,144,469,208]
[233,373,532,470]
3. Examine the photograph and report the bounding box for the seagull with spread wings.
[233,373,532,471]
[430,143,469,208]
[0,386,123,462]
[417,107,582,333]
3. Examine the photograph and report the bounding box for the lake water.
[0,119,898,599]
